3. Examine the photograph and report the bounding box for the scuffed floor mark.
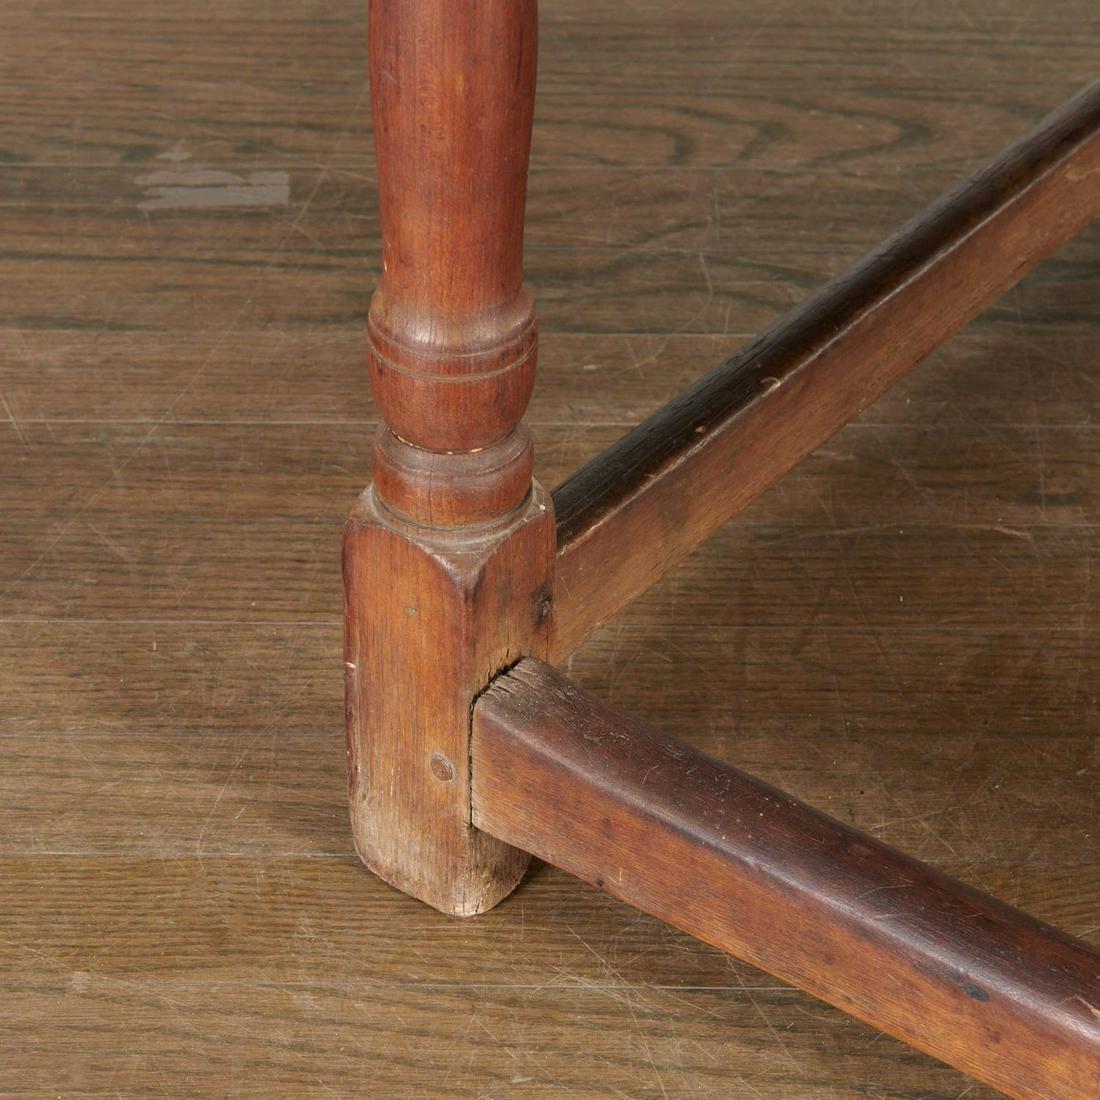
[0,393,28,444]
[137,167,290,211]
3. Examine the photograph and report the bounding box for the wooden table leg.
[343,0,552,916]
[344,2,1100,1093]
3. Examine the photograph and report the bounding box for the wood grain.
[473,659,1100,1099]
[341,0,554,913]
[344,487,554,915]
[2,0,1098,1094]
[552,78,1100,657]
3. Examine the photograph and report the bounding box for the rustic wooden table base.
[343,2,1100,1095]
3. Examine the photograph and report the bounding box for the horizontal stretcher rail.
[472,659,1100,1099]
[549,78,1100,660]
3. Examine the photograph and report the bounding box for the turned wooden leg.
[345,2,1100,1089]
[343,0,551,916]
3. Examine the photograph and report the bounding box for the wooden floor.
[2,2,1097,1096]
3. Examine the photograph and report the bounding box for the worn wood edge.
[471,658,1100,1098]
[550,77,1100,659]
[343,485,555,917]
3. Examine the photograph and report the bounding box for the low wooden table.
[343,3,1100,1095]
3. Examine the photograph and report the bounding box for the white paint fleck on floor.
[137,167,290,211]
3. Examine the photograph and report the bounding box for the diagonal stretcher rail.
[550,78,1100,659]
[472,658,1100,1100]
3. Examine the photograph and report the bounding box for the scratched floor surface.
[1,1,1098,1096]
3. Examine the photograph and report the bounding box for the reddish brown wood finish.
[472,659,1100,1099]
[344,0,551,915]
[344,492,553,915]
[551,78,1100,658]
[368,0,540,527]
[348,3,1100,1087]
